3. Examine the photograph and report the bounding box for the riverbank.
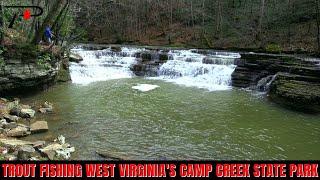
[0,97,74,160]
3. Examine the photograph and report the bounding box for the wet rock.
[159,53,168,61]
[39,102,53,114]
[111,46,122,52]
[69,52,83,63]
[17,145,36,160]
[9,107,21,116]
[0,128,5,134]
[20,109,35,118]
[40,135,74,160]
[3,114,20,122]
[141,52,152,62]
[33,141,46,149]
[0,139,34,146]
[5,154,17,161]
[40,143,75,160]
[6,126,30,137]
[30,121,49,134]
[3,122,18,129]
[269,73,320,113]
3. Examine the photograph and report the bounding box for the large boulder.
[30,121,49,134]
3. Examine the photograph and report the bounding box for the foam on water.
[132,84,160,92]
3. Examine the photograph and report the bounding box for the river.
[21,46,320,160]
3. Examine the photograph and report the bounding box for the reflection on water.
[22,78,320,160]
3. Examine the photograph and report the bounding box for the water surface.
[22,78,320,160]
[21,46,320,160]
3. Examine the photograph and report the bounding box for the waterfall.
[152,50,240,91]
[70,46,240,91]
[70,47,142,85]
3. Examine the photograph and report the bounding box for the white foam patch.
[132,84,159,92]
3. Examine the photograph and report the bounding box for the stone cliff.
[232,53,320,112]
[0,45,70,95]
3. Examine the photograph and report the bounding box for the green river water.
[21,78,320,160]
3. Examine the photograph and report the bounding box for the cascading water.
[152,50,240,91]
[70,47,142,85]
[70,46,240,91]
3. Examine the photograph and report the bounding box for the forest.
[1,0,320,54]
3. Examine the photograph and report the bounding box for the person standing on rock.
[44,26,54,45]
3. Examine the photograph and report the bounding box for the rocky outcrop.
[0,46,70,95]
[269,73,320,112]
[232,53,320,112]
[0,59,57,94]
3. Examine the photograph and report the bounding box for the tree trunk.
[32,0,67,44]
[52,0,69,33]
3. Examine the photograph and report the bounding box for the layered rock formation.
[0,46,70,95]
[232,53,320,112]
[130,51,169,76]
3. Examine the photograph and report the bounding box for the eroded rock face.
[0,59,58,94]
[0,53,70,95]
[232,53,320,112]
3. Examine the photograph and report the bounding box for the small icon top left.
[23,9,31,20]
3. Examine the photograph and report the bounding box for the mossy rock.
[269,76,320,113]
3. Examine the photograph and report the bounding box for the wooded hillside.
[72,0,320,53]
[1,0,319,53]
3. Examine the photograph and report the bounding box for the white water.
[70,47,141,85]
[151,50,239,91]
[70,46,240,91]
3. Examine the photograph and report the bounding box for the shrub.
[266,44,282,53]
